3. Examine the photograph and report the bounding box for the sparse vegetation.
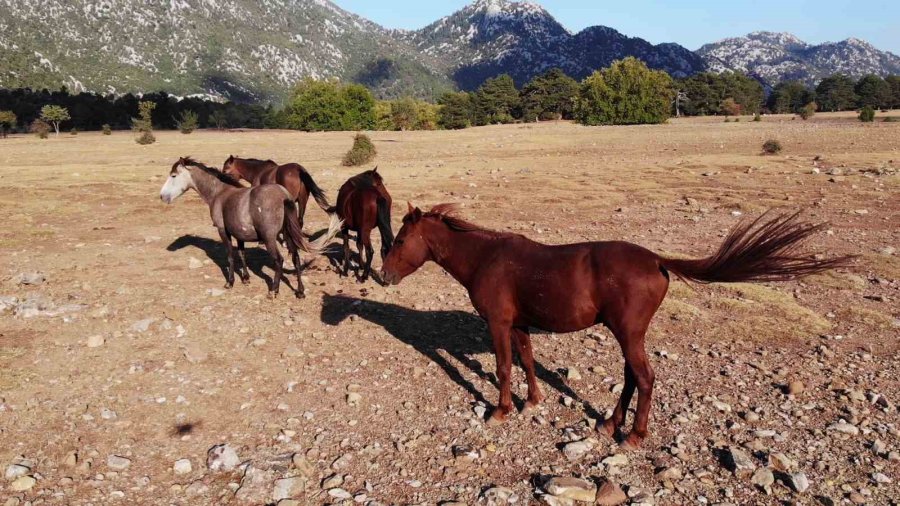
[799,102,817,120]
[40,104,70,136]
[102,124,112,135]
[175,110,199,134]
[859,106,875,122]
[0,110,15,137]
[70,127,78,135]
[342,133,376,166]
[30,118,50,139]
[884,116,898,122]
[753,112,761,122]
[133,101,156,144]
[762,139,782,155]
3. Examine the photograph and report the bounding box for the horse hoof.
[521,401,541,416]
[485,411,508,427]
[295,292,305,299]
[267,291,276,300]
[241,278,250,285]
[599,419,617,439]
[224,283,233,289]
[618,433,644,451]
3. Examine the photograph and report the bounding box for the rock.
[291,454,314,476]
[130,318,156,333]
[15,272,45,285]
[786,472,810,493]
[787,381,805,395]
[10,475,36,491]
[594,480,627,505]
[207,288,225,297]
[751,468,774,489]
[273,476,308,500]
[86,335,105,348]
[5,464,30,480]
[173,459,192,474]
[207,444,240,471]
[872,472,891,484]
[482,486,517,504]
[562,440,594,462]
[346,392,362,406]
[769,453,797,472]
[879,246,895,256]
[828,422,860,435]
[183,344,208,364]
[328,488,353,500]
[100,408,117,420]
[601,454,629,467]
[872,439,887,456]
[712,400,732,413]
[726,447,755,478]
[566,368,582,381]
[544,476,596,501]
[107,455,131,470]
[188,257,203,269]
[282,345,303,358]
[655,466,682,481]
[322,474,343,489]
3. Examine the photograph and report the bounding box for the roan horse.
[222,155,332,229]
[329,167,394,283]
[381,203,850,449]
[160,157,341,298]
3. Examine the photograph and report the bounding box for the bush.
[799,102,817,120]
[734,117,741,122]
[753,113,761,122]
[724,118,731,123]
[884,116,898,123]
[136,131,156,145]
[720,97,742,116]
[342,133,376,166]
[70,127,78,135]
[762,139,782,155]
[575,57,675,125]
[102,124,112,135]
[175,110,199,134]
[859,106,875,122]
[438,92,475,130]
[30,119,50,139]
[0,110,16,137]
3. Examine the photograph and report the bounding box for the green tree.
[175,110,199,134]
[437,92,475,130]
[0,110,16,137]
[281,79,375,131]
[390,98,418,131]
[859,105,875,122]
[720,98,742,116]
[855,75,892,109]
[132,101,156,144]
[767,81,815,114]
[474,74,520,125]
[520,68,579,122]
[886,75,900,109]
[677,71,763,116]
[40,104,70,136]
[575,57,675,125]
[815,74,858,112]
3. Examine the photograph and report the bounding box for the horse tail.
[658,210,853,284]
[297,168,332,213]
[282,199,311,254]
[375,196,394,254]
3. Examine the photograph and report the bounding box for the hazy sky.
[333,0,899,54]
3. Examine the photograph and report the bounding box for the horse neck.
[236,161,265,180]
[423,220,498,288]
[189,168,229,205]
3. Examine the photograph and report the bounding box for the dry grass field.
[1,112,898,505]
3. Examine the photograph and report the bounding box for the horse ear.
[407,201,415,214]
[226,155,233,162]
[372,166,378,173]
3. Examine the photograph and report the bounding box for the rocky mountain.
[403,0,704,90]
[1,1,898,102]
[698,31,900,88]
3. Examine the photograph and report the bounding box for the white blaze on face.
[160,164,193,204]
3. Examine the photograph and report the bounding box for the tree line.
[2,61,899,137]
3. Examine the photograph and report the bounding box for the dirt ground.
[1,112,898,506]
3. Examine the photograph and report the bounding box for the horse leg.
[341,228,351,277]
[361,229,375,283]
[601,362,636,439]
[217,228,235,289]
[264,237,284,299]
[486,321,514,426]
[355,235,365,282]
[512,327,544,414]
[292,248,305,299]
[237,241,250,284]
[615,332,654,450]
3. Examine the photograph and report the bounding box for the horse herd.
[159,155,850,449]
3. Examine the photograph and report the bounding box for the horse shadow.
[319,294,604,420]
[166,235,279,289]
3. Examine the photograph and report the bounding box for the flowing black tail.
[660,211,853,284]
[376,196,394,258]
[297,167,332,213]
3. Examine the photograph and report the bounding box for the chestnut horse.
[160,157,341,298]
[329,167,393,283]
[222,156,332,229]
[381,204,850,449]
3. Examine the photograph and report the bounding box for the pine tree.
[0,110,16,138]
[520,68,579,122]
[132,101,156,144]
[437,92,475,130]
[815,74,858,112]
[474,74,520,125]
[855,75,892,109]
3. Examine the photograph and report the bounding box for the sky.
[333,0,899,54]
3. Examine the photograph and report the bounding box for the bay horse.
[160,157,341,298]
[329,167,394,283]
[222,156,332,229]
[381,203,851,449]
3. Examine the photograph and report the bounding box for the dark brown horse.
[381,204,850,449]
[160,157,341,298]
[222,156,332,229]
[329,167,393,283]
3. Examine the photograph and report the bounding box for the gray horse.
[160,157,341,298]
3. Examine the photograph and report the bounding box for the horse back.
[336,184,379,231]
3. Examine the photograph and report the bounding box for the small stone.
[712,400,732,413]
[787,381,805,395]
[189,257,203,269]
[328,488,353,500]
[751,468,774,489]
[726,447,755,478]
[273,476,308,500]
[322,474,343,489]
[173,459,192,474]
[346,392,362,406]
[602,454,629,467]
[207,444,240,471]
[107,455,131,470]
[130,318,156,333]
[291,454,314,476]
[87,335,105,348]
[15,272,45,285]
[872,472,891,484]
[743,411,760,423]
[786,472,810,493]
[655,466,682,481]
[562,439,594,462]
[566,368,582,381]
[5,464,30,480]
[100,408,117,420]
[769,453,797,472]
[183,344,208,364]
[482,486,517,503]
[10,475,36,491]
[544,476,596,501]
[594,480,627,505]
[828,422,859,435]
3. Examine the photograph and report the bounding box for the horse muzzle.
[380,270,401,285]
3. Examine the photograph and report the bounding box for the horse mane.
[347,169,384,190]
[180,157,243,187]
[236,156,276,165]
[425,203,503,236]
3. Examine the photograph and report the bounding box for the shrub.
[884,116,898,123]
[102,124,112,135]
[0,110,16,137]
[575,57,675,125]
[175,110,199,134]
[342,133,376,166]
[720,97,742,116]
[753,112,761,122]
[136,131,156,145]
[70,127,78,135]
[724,118,731,123]
[762,139,782,155]
[734,117,741,122]
[859,106,875,122]
[799,102,817,120]
[30,119,50,139]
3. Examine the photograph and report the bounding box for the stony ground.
[1,113,898,506]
